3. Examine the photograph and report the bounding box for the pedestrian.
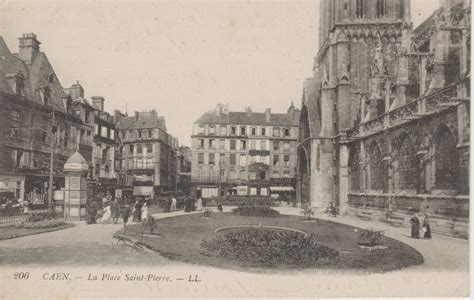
[217,204,223,213]
[422,214,432,239]
[86,201,97,224]
[23,200,29,214]
[196,197,203,211]
[110,198,120,224]
[133,200,142,222]
[141,202,148,222]
[184,197,191,213]
[122,204,132,231]
[102,204,111,225]
[102,195,108,208]
[330,204,338,218]
[409,212,420,239]
[170,196,177,212]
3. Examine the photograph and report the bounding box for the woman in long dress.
[196,197,203,211]
[133,200,142,222]
[423,214,432,239]
[102,205,111,225]
[141,202,148,222]
[409,213,420,239]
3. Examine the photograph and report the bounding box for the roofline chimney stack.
[265,108,271,123]
[18,33,41,64]
[91,96,105,112]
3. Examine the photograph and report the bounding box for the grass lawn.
[117,212,423,273]
[0,223,75,240]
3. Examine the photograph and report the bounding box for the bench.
[114,234,144,251]
[356,211,372,221]
[386,215,405,227]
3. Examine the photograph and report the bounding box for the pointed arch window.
[434,125,458,191]
[349,146,361,191]
[396,134,418,192]
[376,0,386,18]
[369,143,384,191]
[356,0,366,18]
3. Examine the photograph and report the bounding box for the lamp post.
[48,110,56,214]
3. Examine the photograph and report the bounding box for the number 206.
[14,272,29,279]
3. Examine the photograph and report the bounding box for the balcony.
[347,84,463,139]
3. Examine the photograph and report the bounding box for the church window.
[356,0,365,18]
[369,143,383,191]
[434,125,458,191]
[376,0,386,18]
[396,134,418,192]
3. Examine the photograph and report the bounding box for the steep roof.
[302,78,321,138]
[0,36,67,112]
[116,112,167,131]
[195,110,300,127]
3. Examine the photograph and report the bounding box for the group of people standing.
[409,213,432,239]
[85,194,149,228]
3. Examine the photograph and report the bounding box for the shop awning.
[270,186,294,192]
[133,186,153,196]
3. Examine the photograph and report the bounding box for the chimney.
[67,81,84,99]
[135,111,139,121]
[287,101,296,120]
[113,109,125,123]
[245,106,252,116]
[18,33,41,64]
[265,108,271,123]
[91,96,105,112]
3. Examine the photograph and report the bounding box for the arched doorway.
[434,125,458,192]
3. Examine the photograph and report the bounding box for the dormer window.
[16,73,25,96]
[41,86,51,106]
[5,72,25,96]
[48,73,54,83]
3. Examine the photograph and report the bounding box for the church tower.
[311,0,412,211]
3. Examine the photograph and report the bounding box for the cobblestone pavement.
[0,206,469,298]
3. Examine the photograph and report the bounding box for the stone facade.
[115,110,178,198]
[297,0,470,238]
[0,33,94,206]
[191,104,300,200]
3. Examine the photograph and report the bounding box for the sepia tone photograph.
[0,0,470,298]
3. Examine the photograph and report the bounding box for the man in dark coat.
[122,204,132,230]
[110,198,120,224]
[410,213,420,239]
[86,202,97,224]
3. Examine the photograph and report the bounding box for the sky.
[1,0,438,146]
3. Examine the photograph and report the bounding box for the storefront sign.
[237,186,248,196]
[54,190,64,200]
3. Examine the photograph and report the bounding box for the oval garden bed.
[118,212,423,273]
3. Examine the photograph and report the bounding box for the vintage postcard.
[0,0,470,298]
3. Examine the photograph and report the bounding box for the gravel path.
[0,206,469,298]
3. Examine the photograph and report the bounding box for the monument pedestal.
[63,152,89,221]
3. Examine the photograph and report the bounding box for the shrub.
[232,205,280,217]
[17,219,66,229]
[358,229,384,246]
[207,196,278,207]
[201,228,338,267]
[25,211,58,222]
[301,205,315,220]
[202,208,212,218]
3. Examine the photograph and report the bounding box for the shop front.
[0,175,24,205]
